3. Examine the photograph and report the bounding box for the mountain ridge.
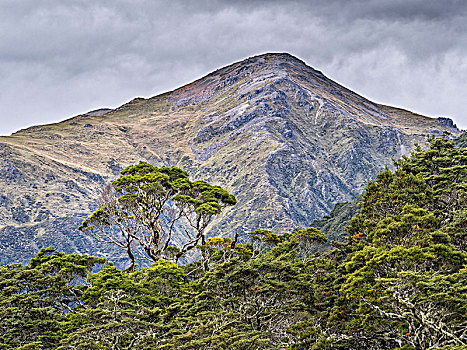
[0,52,461,265]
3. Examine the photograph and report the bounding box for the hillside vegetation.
[1,136,465,349]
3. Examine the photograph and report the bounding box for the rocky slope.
[0,53,461,264]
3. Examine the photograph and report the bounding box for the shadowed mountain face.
[0,53,461,264]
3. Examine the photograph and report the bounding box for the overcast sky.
[1,0,466,135]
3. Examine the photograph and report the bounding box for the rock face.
[0,53,461,264]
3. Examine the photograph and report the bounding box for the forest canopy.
[0,136,465,349]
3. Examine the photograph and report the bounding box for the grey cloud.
[0,0,466,135]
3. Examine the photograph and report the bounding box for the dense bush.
[0,137,465,349]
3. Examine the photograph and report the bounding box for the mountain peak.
[168,52,326,107]
[244,52,308,66]
[243,52,326,78]
[167,53,459,135]
[0,53,461,266]
[168,52,392,129]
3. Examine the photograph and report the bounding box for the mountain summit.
[0,53,460,264]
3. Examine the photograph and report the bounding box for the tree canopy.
[79,162,236,270]
[1,136,466,349]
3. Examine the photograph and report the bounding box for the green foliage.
[338,136,467,349]
[79,162,236,268]
[59,260,186,349]
[0,248,104,349]
[311,199,361,244]
[2,136,466,349]
[454,132,467,149]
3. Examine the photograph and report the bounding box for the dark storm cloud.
[0,0,466,135]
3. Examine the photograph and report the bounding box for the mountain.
[0,53,461,265]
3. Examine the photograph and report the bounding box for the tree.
[79,162,236,269]
[336,137,467,349]
[59,260,186,350]
[0,248,104,349]
[293,227,327,262]
[79,184,137,271]
[5,136,466,349]
[394,136,467,223]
